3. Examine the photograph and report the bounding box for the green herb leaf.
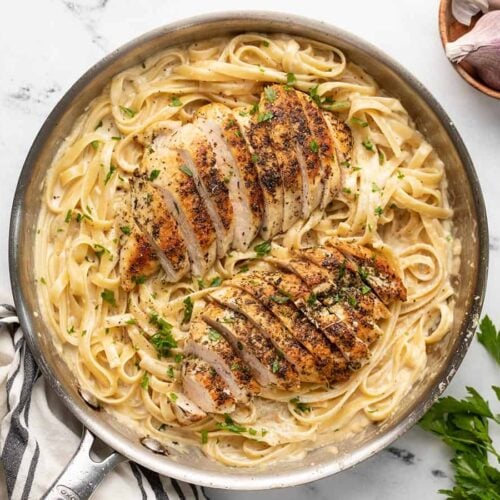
[209,276,222,287]
[397,170,405,179]
[254,240,271,257]
[179,164,193,177]
[132,275,146,285]
[264,86,277,103]
[170,96,182,107]
[91,140,101,151]
[310,139,319,153]
[94,244,110,259]
[65,210,73,223]
[182,296,193,324]
[290,397,312,413]
[477,316,500,364]
[271,358,280,373]
[350,117,368,127]
[140,372,149,389]
[257,111,274,123]
[378,150,385,165]
[201,429,208,444]
[270,294,289,304]
[328,100,350,111]
[169,392,178,402]
[104,164,116,185]
[216,414,247,434]
[362,139,374,151]
[208,328,221,342]
[95,120,103,130]
[238,264,249,274]
[307,293,317,306]
[149,169,160,181]
[120,225,131,235]
[286,72,296,85]
[101,289,116,306]
[374,206,384,217]
[149,314,177,357]
[250,103,259,115]
[119,106,137,118]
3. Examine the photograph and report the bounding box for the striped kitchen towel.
[0,305,206,500]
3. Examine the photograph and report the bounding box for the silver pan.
[9,11,488,499]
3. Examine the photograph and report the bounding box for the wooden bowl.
[439,0,500,99]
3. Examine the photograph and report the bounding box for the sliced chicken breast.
[331,241,407,303]
[171,392,207,424]
[169,123,233,258]
[211,287,324,383]
[296,92,343,207]
[202,303,299,390]
[230,272,349,382]
[118,194,159,291]
[235,107,284,239]
[263,268,370,369]
[182,357,236,414]
[195,104,263,250]
[186,316,260,403]
[259,86,303,230]
[143,143,217,277]
[129,174,189,283]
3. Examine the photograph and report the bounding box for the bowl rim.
[9,11,489,490]
[438,0,500,99]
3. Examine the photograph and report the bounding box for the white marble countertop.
[1,0,499,498]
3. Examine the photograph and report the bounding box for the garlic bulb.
[446,11,500,90]
[452,0,489,26]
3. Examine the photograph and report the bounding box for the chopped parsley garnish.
[179,164,193,177]
[170,96,182,107]
[174,353,184,363]
[290,397,312,413]
[149,169,160,181]
[378,151,385,165]
[248,428,257,436]
[197,278,205,290]
[169,392,178,402]
[120,225,131,235]
[350,117,368,127]
[104,164,116,185]
[201,429,208,444]
[112,136,121,141]
[140,372,149,389]
[125,318,137,325]
[76,213,92,223]
[101,289,116,306]
[216,414,247,434]
[93,244,110,258]
[209,276,222,287]
[264,86,277,103]
[166,366,175,379]
[254,240,271,257]
[208,328,221,342]
[397,170,405,179]
[338,260,346,280]
[307,293,318,306]
[182,296,193,324]
[119,106,136,118]
[374,206,384,217]
[64,210,72,223]
[251,154,259,163]
[270,294,289,304]
[39,277,47,285]
[262,40,270,47]
[361,285,371,295]
[238,264,249,274]
[342,187,352,194]
[358,267,369,280]
[328,100,350,111]
[371,182,381,193]
[347,296,358,308]
[309,85,322,106]
[250,103,259,115]
[91,140,101,150]
[309,139,319,153]
[149,313,177,357]
[132,275,146,285]
[257,111,274,123]
[362,139,374,151]
[95,120,103,130]
[271,358,280,373]
[286,72,296,85]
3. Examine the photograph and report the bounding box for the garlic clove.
[452,0,489,26]
[465,44,500,89]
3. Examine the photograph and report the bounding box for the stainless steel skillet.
[9,11,488,499]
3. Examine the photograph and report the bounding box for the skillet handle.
[42,428,127,500]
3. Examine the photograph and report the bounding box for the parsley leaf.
[120,225,131,235]
[119,106,137,118]
[286,72,296,85]
[362,138,374,151]
[170,96,182,107]
[290,397,312,413]
[101,289,116,306]
[149,313,177,357]
[477,316,500,364]
[310,139,319,153]
[182,296,193,324]
[104,164,116,185]
[264,86,277,103]
[270,294,289,304]
[216,414,247,434]
[209,276,222,287]
[149,169,160,181]
[254,240,271,257]
[257,111,274,123]
[350,117,368,128]
[179,164,193,177]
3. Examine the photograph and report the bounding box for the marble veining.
[1,0,499,498]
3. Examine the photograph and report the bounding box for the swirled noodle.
[35,33,458,467]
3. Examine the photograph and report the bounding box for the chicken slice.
[271,254,379,346]
[235,108,283,239]
[129,174,189,283]
[297,246,390,320]
[172,392,207,424]
[331,241,407,303]
[259,86,303,230]
[324,114,353,165]
[202,303,299,389]
[195,105,263,250]
[169,124,233,258]
[211,287,323,383]
[182,357,236,414]
[230,272,349,382]
[118,194,159,291]
[143,143,216,277]
[296,92,342,207]
[186,316,260,403]
[264,269,370,369]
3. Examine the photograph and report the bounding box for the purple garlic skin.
[465,44,500,90]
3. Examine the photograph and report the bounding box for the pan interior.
[10,13,487,489]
